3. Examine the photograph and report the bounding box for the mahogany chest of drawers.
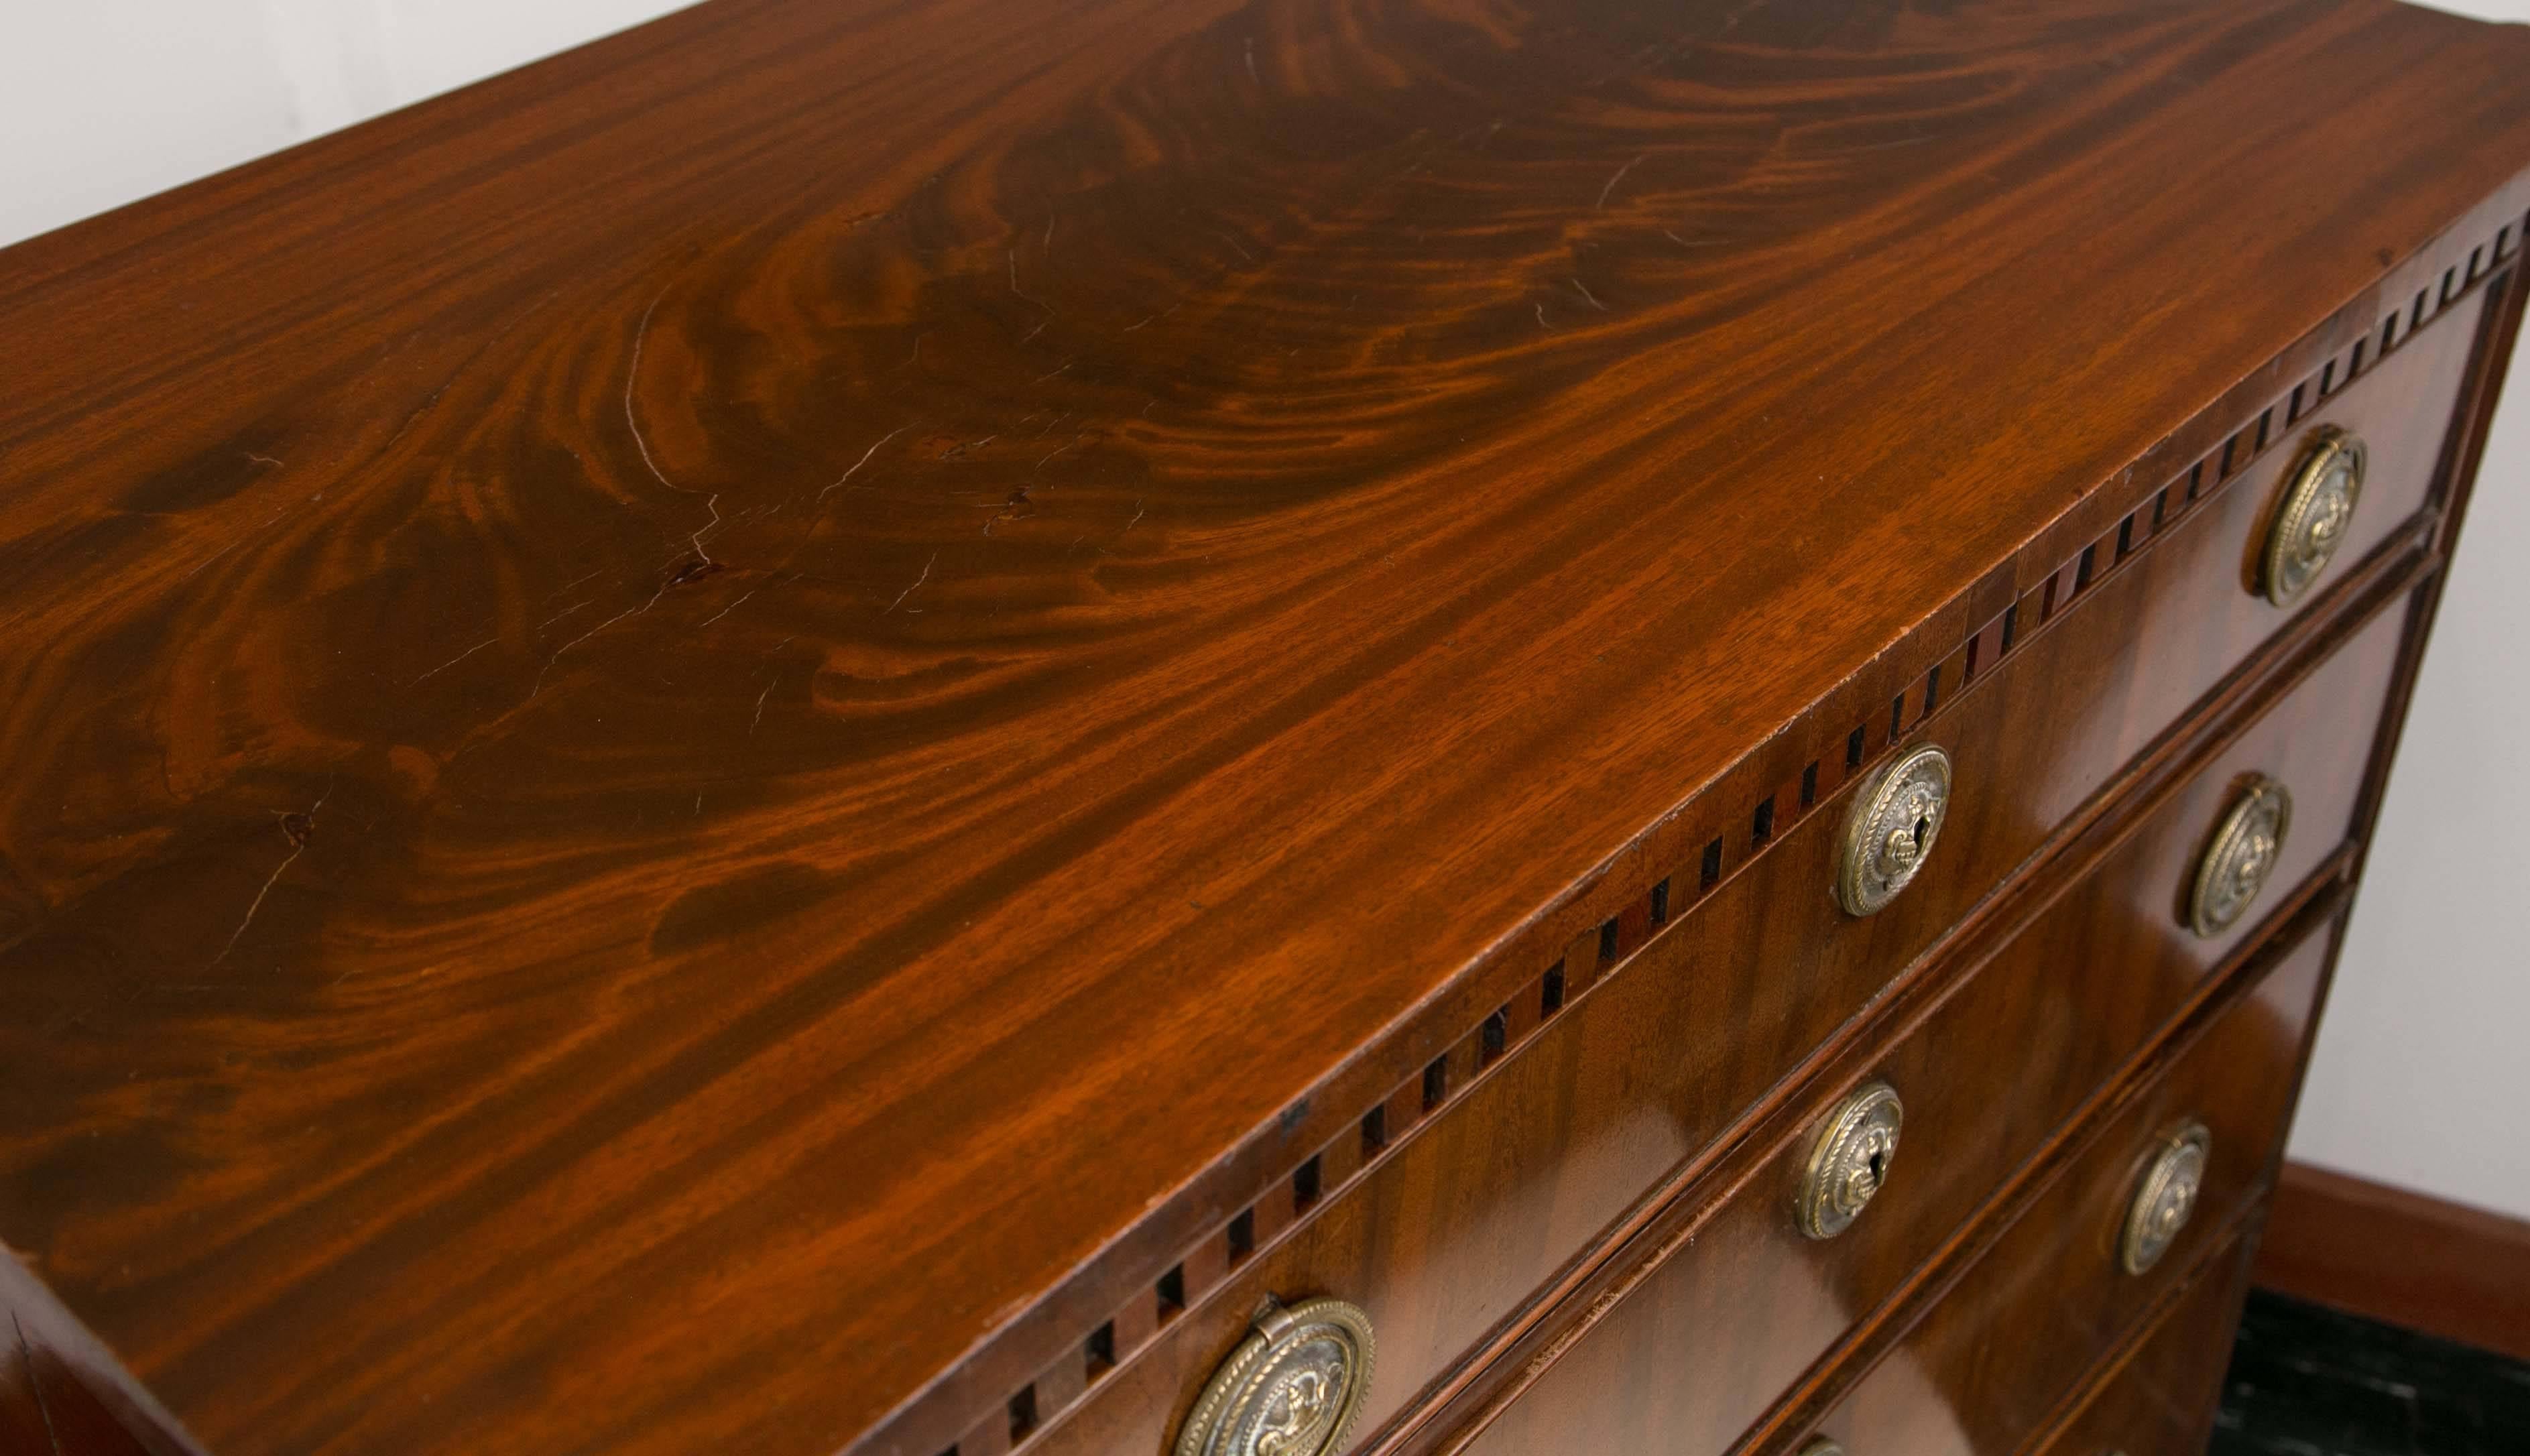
[5,1,2529,1453]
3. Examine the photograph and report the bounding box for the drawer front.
[1441,592,2407,1456]
[1025,329,2462,1455]
[1787,922,2336,1456]
[2111,272,2478,724]
[2026,1235,2257,1456]
[1025,298,2472,1455]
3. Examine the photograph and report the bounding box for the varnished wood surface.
[7,2,2530,1452]
[2252,1161,2530,1364]
[1436,585,2407,1456]
[2028,1231,2257,1456]
[1034,429,2427,1456]
[1382,265,2497,1455]
[1790,920,2337,1455]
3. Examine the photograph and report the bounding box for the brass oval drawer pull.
[1799,1081,1903,1240]
[2121,1122,2212,1276]
[1835,744,1953,916]
[2189,777,2292,938]
[1175,1296,1374,1456]
[1799,1441,1848,1456]
[2260,426,2366,606]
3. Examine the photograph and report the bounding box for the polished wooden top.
[3,1,2527,1451]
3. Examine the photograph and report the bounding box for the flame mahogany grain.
[5,1,2530,1453]
[1030,387,2440,1455]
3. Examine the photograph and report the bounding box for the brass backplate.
[1799,1081,1904,1241]
[1835,745,1953,917]
[2189,777,2292,938]
[1175,1296,1375,1456]
[2122,1122,2212,1276]
[2260,426,2366,607]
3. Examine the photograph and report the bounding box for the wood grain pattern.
[2028,1231,2258,1456]
[5,1,2530,1453]
[1384,244,2513,1456]
[1019,251,2475,1453]
[1785,914,2339,1455]
[1430,577,2409,1456]
[1040,417,2435,1456]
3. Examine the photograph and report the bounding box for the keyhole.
[1911,812,1931,850]
[1867,1148,1887,1186]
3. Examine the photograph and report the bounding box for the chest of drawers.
[4,2,2529,1454]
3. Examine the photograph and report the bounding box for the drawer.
[1022,356,2454,1456]
[1785,920,2336,1455]
[2025,1235,2257,1456]
[2102,270,2480,732]
[1440,591,2408,1456]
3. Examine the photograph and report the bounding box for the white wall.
[2289,351,2530,1220]
[0,1,695,249]
[2282,0,2530,1223]
[3,0,2527,1219]
[2288,88,2530,1229]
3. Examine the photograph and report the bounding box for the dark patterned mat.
[2212,1290,2530,1456]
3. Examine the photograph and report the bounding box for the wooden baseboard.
[2252,1160,2530,1363]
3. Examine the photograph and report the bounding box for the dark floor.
[2212,1290,2530,1456]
